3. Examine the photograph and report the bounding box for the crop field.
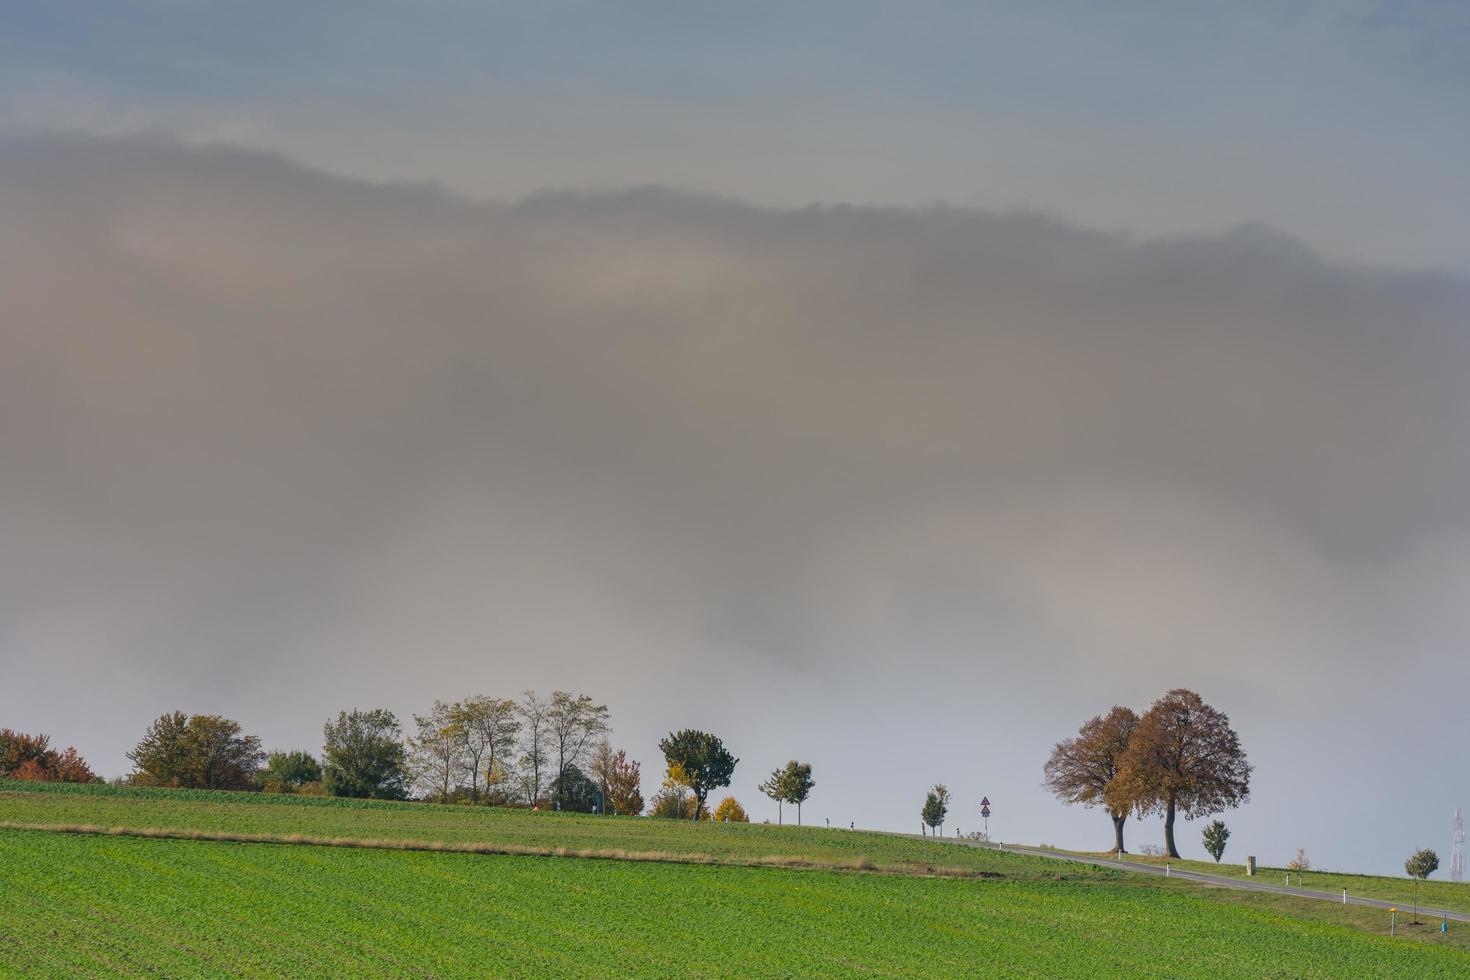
[0,781,1094,879]
[5,828,1470,978]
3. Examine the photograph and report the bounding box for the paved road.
[956,838,1470,924]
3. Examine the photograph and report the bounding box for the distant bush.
[0,730,98,784]
[713,797,749,823]
[256,751,323,793]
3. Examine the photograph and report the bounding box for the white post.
[1343,889,1347,905]
[1165,863,1170,877]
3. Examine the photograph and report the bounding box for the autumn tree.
[1405,848,1439,923]
[588,738,615,813]
[547,691,610,810]
[47,746,99,783]
[409,700,468,802]
[0,730,51,776]
[649,761,699,819]
[603,749,644,816]
[128,712,264,790]
[1043,706,1139,854]
[713,796,749,822]
[452,696,520,803]
[922,784,950,835]
[1114,689,1251,859]
[658,730,737,821]
[322,708,408,799]
[1201,820,1230,862]
[0,730,97,783]
[256,750,322,793]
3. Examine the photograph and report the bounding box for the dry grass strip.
[0,820,1003,880]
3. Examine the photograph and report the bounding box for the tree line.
[4,694,817,824]
[1044,688,1252,858]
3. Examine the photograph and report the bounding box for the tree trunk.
[1112,812,1127,854]
[797,802,802,826]
[1163,797,1180,859]
[777,800,782,825]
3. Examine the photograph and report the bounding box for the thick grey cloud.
[3,135,1468,871]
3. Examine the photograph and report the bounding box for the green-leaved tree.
[1405,848,1440,923]
[922,784,950,835]
[256,750,322,793]
[1201,819,1230,862]
[658,729,737,820]
[759,760,816,826]
[128,712,264,790]
[322,708,408,800]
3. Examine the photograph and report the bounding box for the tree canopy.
[0,729,96,783]
[603,750,644,816]
[451,696,520,803]
[1405,848,1440,922]
[1114,689,1251,859]
[322,708,408,800]
[713,796,749,822]
[921,784,950,833]
[548,764,601,813]
[1044,706,1138,854]
[1201,820,1230,863]
[128,712,263,790]
[658,730,737,820]
[256,750,322,793]
[759,760,816,825]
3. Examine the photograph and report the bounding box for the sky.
[1,2,1467,876]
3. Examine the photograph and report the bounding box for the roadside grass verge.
[1070,849,1470,915]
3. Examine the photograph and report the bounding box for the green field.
[0,781,1095,879]
[5,828,1470,978]
[4,782,1469,977]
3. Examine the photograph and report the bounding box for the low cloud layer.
[3,135,1468,870]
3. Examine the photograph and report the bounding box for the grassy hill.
[3,781,1469,977]
[0,781,1095,879]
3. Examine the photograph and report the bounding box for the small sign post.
[980,796,991,841]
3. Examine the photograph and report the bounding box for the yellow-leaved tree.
[713,796,748,822]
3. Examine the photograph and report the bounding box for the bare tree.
[517,690,551,806]
[1043,706,1139,854]
[451,696,520,803]
[547,691,611,809]
[408,700,468,802]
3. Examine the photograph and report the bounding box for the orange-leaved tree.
[0,730,97,783]
[1043,706,1139,854]
[1114,689,1251,859]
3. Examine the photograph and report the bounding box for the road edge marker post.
[1390,908,1397,937]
